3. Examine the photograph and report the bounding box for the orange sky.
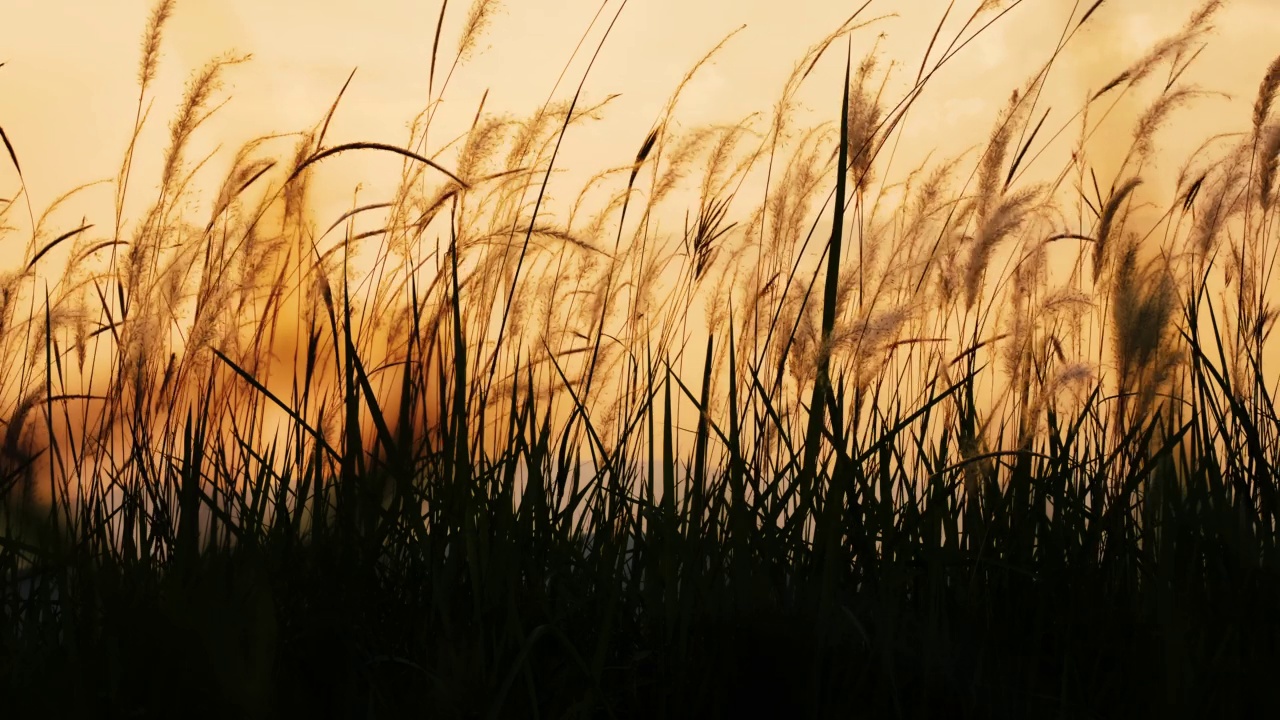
[3,0,1280,494]
[4,0,1280,410]
[4,0,1277,227]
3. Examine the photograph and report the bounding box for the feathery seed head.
[1253,54,1280,134]
[1094,177,1142,279]
[1260,123,1280,209]
[138,0,176,90]
[458,0,501,62]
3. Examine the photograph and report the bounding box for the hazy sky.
[3,0,1279,399]
[3,0,1280,477]
[4,0,1278,227]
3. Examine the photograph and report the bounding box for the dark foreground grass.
[3,1,1280,718]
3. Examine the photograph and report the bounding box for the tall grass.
[3,0,1279,717]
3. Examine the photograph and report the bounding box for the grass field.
[3,0,1280,717]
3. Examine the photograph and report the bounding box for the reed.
[2,1,1280,717]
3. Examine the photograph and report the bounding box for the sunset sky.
[4,0,1278,233]
[3,0,1280,570]
[2,0,1276,426]
[7,5,1280,713]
